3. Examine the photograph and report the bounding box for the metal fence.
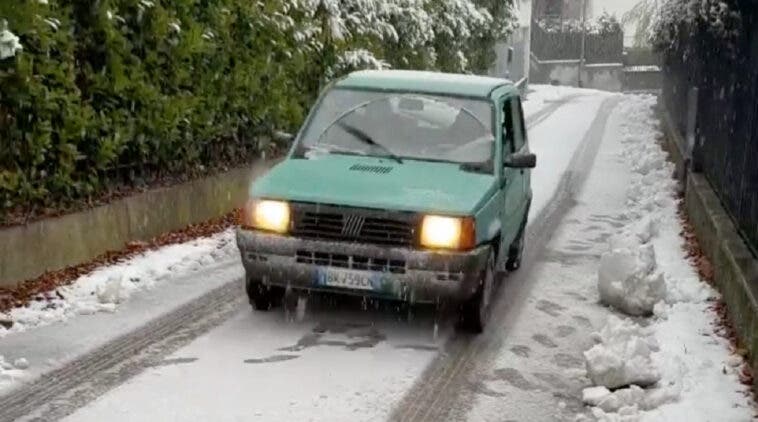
[661,4,758,255]
[530,20,624,63]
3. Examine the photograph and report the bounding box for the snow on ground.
[0,230,236,339]
[463,93,753,422]
[528,92,613,221]
[522,84,599,117]
[0,230,237,390]
[61,306,444,422]
[579,95,753,421]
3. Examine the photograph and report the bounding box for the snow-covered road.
[1,87,751,422]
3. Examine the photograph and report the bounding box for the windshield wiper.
[335,122,403,164]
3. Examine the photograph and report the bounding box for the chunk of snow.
[598,244,666,316]
[0,355,27,387]
[584,315,660,389]
[582,383,679,414]
[590,404,640,422]
[13,358,29,370]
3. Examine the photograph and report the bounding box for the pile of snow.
[581,94,753,421]
[0,230,236,338]
[582,383,680,415]
[584,315,660,389]
[596,95,676,317]
[597,244,666,316]
[0,355,28,386]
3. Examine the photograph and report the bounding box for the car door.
[498,95,523,255]
[510,96,529,225]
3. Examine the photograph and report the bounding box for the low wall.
[0,161,275,288]
[660,104,758,391]
[529,54,624,91]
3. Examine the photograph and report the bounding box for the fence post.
[686,86,700,173]
[577,0,587,87]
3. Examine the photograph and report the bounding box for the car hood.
[251,155,496,215]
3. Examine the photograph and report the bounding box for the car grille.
[290,204,417,247]
[296,250,407,274]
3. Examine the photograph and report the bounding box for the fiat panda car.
[236,70,535,332]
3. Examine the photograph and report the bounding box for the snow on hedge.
[0,20,22,60]
[652,0,742,51]
[327,49,390,78]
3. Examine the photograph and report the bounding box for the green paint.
[248,71,532,249]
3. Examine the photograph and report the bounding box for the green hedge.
[0,0,513,218]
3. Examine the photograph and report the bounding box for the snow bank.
[0,230,236,338]
[582,94,753,421]
[584,315,660,389]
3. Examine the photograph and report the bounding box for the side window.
[502,99,516,152]
[511,97,526,151]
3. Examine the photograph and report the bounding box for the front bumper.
[236,228,490,303]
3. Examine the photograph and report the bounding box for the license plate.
[316,268,382,291]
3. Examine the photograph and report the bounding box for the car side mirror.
[504,152,536,169]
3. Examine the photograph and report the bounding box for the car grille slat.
[291,204,416,247]
[296,250,407,274]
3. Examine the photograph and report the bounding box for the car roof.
[335,70,514,99]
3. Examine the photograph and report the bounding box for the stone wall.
[0,161,275,288]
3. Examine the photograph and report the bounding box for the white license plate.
[317,268,379,291]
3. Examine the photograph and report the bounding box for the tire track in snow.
[0,280,244,422]
[525,94,583,128]
[389,96,622,422]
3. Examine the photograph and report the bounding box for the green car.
[236,70,535,332]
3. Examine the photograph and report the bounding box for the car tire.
[460,249,496,333]
[506,218,527,272]
[245,275,284,311]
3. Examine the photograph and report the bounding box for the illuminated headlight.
[245,199,290,233]
[420,215,476,250]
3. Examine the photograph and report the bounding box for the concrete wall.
[0,161,275,288]
[660,105,758,391]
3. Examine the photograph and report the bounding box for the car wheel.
[245,275,284,311]
[506,219,527,272]
[460,249,496,333]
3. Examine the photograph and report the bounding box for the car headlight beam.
[420,215,475,250]
[248,200,290,233]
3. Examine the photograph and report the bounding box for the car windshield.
[298,88,494,165]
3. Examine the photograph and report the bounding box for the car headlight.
[245,199,290,233]
[420,215,476,250]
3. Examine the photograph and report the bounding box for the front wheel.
[245,275,284,311]
[460,249,496,333]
